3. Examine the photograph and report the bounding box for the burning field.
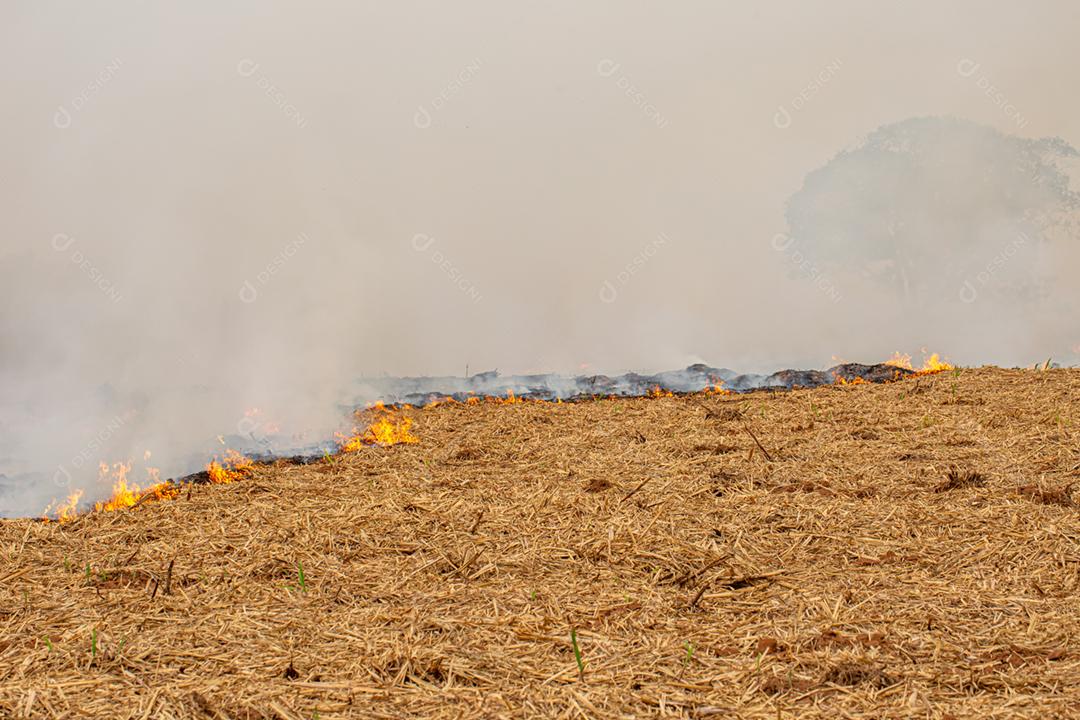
[1,365,1079,718]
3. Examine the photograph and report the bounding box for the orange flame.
[338,416,419,452]
[207,449,255,484]
[917,353,953,374]
[94,461,180,513]
[42,350,961,522]
[884,351,913,370]
[42,489,84,523]
[885,350,953,376]
[56,490,83,521]
[703,381,733,396]
[44,446,257,520]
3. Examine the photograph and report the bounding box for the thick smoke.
[783,117,1079,362]
[2,2,1079,516]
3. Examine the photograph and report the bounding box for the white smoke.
[2,1,1079,516]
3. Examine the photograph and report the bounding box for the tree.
[784,116,1079,304]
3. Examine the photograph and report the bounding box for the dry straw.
[1,367,1078,718]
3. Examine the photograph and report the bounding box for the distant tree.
[784,116,1079,303]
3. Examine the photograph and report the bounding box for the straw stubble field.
[2,367,1079,718]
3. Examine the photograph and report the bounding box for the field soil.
[2,367,1079,718]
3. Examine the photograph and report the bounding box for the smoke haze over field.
[2,1,1079,516]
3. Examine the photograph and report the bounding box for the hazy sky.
[2,1,1078,514]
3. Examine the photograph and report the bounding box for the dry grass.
[2,366,1079,719]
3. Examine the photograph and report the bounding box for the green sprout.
[570,628,586,677]
[286,562,308,594]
